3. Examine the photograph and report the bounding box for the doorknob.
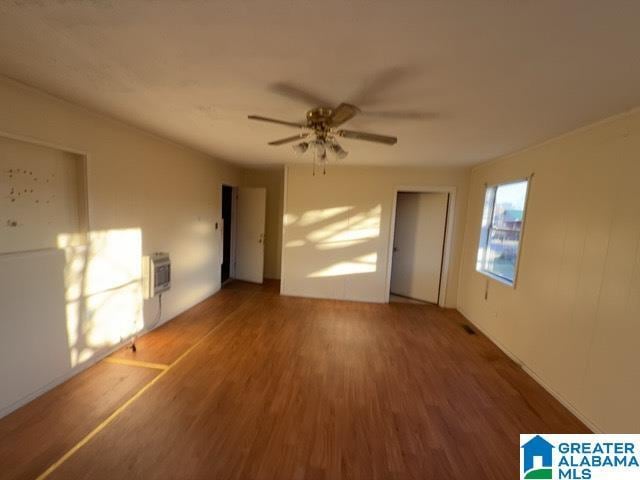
[393,246,398,252]
[259,233,264,244]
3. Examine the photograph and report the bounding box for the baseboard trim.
[456,306,602,433]
[279,289,386,304]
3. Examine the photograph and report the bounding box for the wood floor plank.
[109,282,256,365]
[30,282,587,480]
[0,362,159,480]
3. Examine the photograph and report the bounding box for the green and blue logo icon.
[521,435,554,479]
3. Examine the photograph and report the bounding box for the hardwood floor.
[0,362,159,480]
[0,280,588,480]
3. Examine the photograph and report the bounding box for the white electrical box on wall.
[143,252,171,299]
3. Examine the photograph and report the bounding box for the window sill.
[476,269,516,288]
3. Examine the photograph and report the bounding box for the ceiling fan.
[248,103,397,174]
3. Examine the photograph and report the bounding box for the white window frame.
[476,178,531,287]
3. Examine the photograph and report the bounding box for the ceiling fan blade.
[328,103,360,127]
[336,129,397,145]
[248,115,306,128]
[268,133,309,146]
[348,66,419,107]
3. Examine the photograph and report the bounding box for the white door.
[390,192,448,303]
[235,187,266,284]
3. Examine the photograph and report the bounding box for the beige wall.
[240,167,284,279]
[0,76,239,417]
[281,164,469,306]
[457,108,640,432]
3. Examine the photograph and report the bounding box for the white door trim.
[279,165,289,294]
[384,185,457,307]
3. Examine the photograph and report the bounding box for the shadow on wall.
[57,229,144,367]
[284,204,385,301]
[0,228,145,416]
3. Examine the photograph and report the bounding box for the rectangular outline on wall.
[0,129,91,256]
[0,129,97,418]
[385,185,457,307]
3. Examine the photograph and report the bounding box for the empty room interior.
[0,2,639,479]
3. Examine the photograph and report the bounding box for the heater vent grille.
[144,252,171,298]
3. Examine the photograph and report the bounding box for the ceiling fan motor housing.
[306,107,334,125]
[305,107,334,141]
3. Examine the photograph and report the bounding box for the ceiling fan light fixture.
[313,141,326,157]
[329,141,348,160]
[292,141,308,154]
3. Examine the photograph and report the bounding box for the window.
[477,179,529,285]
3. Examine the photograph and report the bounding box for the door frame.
[384,185,456,307]
[279,165,289,295]
[220,183,238,283]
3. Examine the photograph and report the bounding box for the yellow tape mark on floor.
[103,356,169,371]
[34,291,251,480]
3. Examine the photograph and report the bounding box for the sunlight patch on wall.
[314,238,369,250]
[308,253,378,278]
[286,239,306,248]
[298,206,352,226]
[84,282,141,349]
[283,213,298,226]
[306,205,381,245]
[58,228,143,367]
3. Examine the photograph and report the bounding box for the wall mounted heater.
[143,252,171,298]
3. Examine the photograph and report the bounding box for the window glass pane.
[476,180,529,284]
[481,186,496,230]
[484,228,521,281]
[476,186,495,272]
[491,181,527,230]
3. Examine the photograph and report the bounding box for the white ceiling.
[1,1,640,167]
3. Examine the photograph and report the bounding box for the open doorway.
[221,184,233,284]
[388,190,451,305]
[221,185,267,286]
